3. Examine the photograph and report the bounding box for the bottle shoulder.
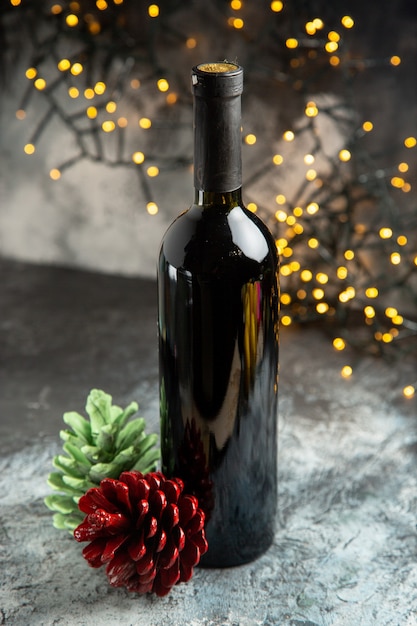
[159,203,278,275]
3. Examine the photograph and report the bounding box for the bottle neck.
[193,91,242,194]
[194,188,243,207]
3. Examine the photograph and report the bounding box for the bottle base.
[198,533,274,569]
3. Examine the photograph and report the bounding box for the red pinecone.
[74,471,208,596]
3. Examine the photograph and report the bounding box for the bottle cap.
[192,62,243,98]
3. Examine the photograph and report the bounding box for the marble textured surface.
[0,258,416,626]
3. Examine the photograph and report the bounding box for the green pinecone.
[44,389,160,532]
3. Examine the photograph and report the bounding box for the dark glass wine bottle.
[158,62,279,567]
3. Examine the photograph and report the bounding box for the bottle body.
[157,62,279,567]
[158,193,279,567]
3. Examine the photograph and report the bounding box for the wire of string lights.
[1,0,416,398]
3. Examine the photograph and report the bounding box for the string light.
[8,0,416,396]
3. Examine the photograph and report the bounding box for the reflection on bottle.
[178,418,214,521]
[242,281,263,393]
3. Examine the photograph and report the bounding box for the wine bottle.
[158,62,279,567]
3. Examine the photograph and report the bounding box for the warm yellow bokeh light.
[166,92,178,105]
[312,288,324,300]
[232,17,244,28]
[139,117,152,129]
[57,59,71,71]
[305,102,318,117]
[270,0,283,12]
[390,252,401,265]
[391,176,405,188]
[333,337,346,351]
[102,120,116,132]
[328,30,340,42]
[316,273,328,284]
[146,202,159,215]
[300,269,313,282]
[94,81,106,95]
[403,385,415,399]
[365,287,378,298]
[132,151,145,164]
[24,143,35,155]
[157,78,169,92]
[68,87,79,98]
[244,134,257,145]
[337,266,348,279]
[49,168,61,180]
[339,149,351,162]
[379,227,392,239]
[147,166,160,177]
[70,62,83,76]
[86,106,98,119]
[306,169,317,181]
[66,14,79,27]
[325,41,338,53]
[105,101,117,113]
[34,78,46,90]
[148,4,159,17]
[404,136,416,148]
[25,67,37,79]
[341,15,354,28]
[286,38,298,49]
[341,365,353,378]
[273,154,284,165]
[306,202,319,215]
[280,293,291,305]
